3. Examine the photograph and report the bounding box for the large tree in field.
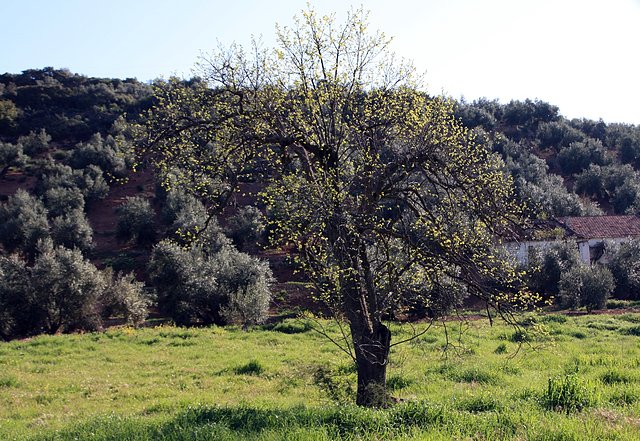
[139,8,529,406]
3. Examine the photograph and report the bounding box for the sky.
[2,0,639,124]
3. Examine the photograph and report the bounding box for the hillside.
[2,68,640,337]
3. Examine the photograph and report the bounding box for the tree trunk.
[351,321,391,407]
[327,215,392,406]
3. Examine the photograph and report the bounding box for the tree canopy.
[140,7,531,406]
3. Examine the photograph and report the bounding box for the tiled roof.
[559,215,640,239]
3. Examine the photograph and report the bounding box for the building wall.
[505,237,631,265]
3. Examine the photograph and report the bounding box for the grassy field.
[1,312,639,440]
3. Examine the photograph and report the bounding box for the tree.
[148,239,271,327]
[0,189,50,257]
[226,205,266,251]
[50,209,94,252]
[606,239,640,300]
[30,240,105,334]
[139,7,528,407]
[558,264,614,312]
[0,141,27,179]
[116,196,156,245]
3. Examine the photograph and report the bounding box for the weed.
[268,319,313,334]
[509,329,532,343]
[456,394,499,412]
[541,314,567,324]
[233,360,264,376]
[600,370,634,385]
[543,374,594,412]
[387,374,413,391]
[312,366,354,403]
[569,330,587,339]
[618,313,640,323]
[494,343,508,354]
[620,325,640,336]
[0,376,19,388]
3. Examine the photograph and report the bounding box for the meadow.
[1,312,639,440]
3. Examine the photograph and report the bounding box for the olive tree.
[139,8,528,406]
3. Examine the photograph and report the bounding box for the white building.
[505,215,640,265]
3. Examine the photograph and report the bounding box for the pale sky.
[2,0,639,123]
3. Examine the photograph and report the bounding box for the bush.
[18,128,50,156]
[557,139,609,175]
[0,241,149,339]
[0,255,30,340]
[148,240,272,327]
[50,209,94,252]
[226,205,266,251]
[43,186,85,217]
[116,196,156,245]
[161,189,230,251]
[29,240,105,333]
[528,241,582,298]
[558,264,615,312]
[148,240,220,326]
[606,239,640,300]
[0,141,27,178]
[216,247,273,327]
[99,269,150,326]
[0,189,50,256]
[70,133,127,179]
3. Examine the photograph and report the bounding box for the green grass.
[0,313,639,440]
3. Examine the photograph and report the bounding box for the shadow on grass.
[32,402,447,441]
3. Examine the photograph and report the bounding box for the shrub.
[29,240,105,333]
[50,209,94,252]
[528,241,582,298]
[43,186,85,217]
[606,239,640,300]
[34,160,109,206]
[18,128,50,156]
[0,141,27,178]
[543,373,594,412]
[0,189,50,256]
[99,269,150,326]
[558,264,615,312]
[70,133,127,179]
[148,240,220,326]
[226,205,266,251]
[0,241,149,339]
[116,196,156,245]
[0,255,30,340]
[216,247,273,327]
[557,138,608,175]
[161,189,230,251]
[148,240,272,327]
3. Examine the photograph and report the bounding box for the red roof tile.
[559,215,640,239]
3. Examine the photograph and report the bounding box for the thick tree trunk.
[351,321,391,407]
[327,215,392,406]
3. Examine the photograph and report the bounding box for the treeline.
[456,99,640,217]
[0,67,152,142]
[2,68,640,340]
